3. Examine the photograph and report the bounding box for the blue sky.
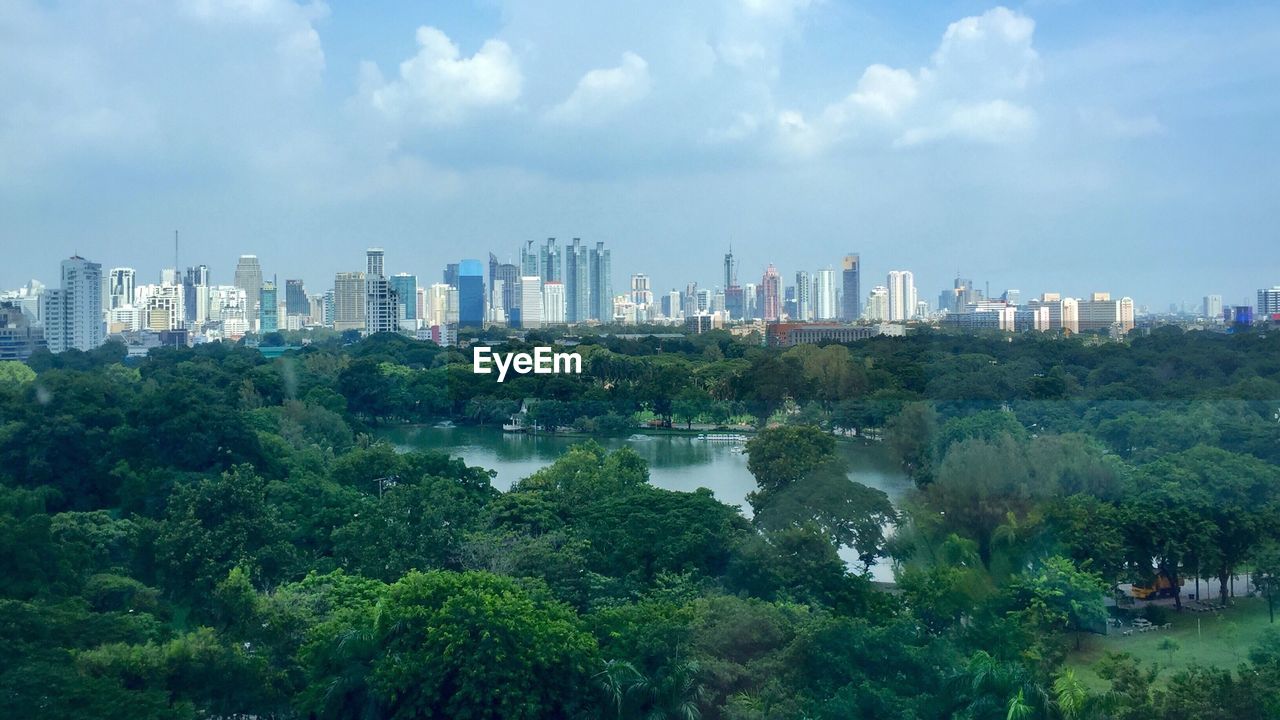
[2,0,1278,309]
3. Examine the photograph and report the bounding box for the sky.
[2,0,1278,310]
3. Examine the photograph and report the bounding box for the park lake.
[379,425,913,581]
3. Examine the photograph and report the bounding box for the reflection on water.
[377,425,913,581]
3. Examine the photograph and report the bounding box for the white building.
[519,276,544,328]
[866,285,890,322]
[814,268,837,321]
[886,270,916,322]
[43,256,104,353]
[543,281,566,325]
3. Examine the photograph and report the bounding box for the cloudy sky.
[2,0,1278,309]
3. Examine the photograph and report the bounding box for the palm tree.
[593,659,644,720]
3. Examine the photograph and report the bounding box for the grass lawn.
[1066,597,1277,690]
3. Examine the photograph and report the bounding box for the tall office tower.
[443,263,460,288]
[841,254,861,321]
[783,286,797,320]
[234,255,263,328]
[760,265,781,321]
[743,282,758,319]
[488,253,498,297]
[539,238,562,284]
[458,259,485,327]
[696,288,712,313]
[495,263,520,320]
[724,285,744,320]
[683,282,700,319]
[390,274,418,324]
[866,286,890,322]
[107,268,136,310]
[322,289,335,327]
[520,240,540,278]
[630,273,653,305]
[333,272,366,332]
[427,283,454,327]
[814,268,837,320]
[259,282,279,333]
[564,238,590,323]
[589,241,612,321]
[724,246,738,288]
[886,270,916,321]
[794,271,812,321]
[1204,294,1223,320]
[415,287,426,322]
[283,279,307,316]
[364,249,398,335]
[182,265,209,324]
[43,256,104,353]
[519,276,544,328]
[543,282,566,325]
[712,289,726,314]
[1258,287,1280,317]
[145,285,184,332]
[160,268,180,286]
[664,290,682,320]
[1002,289,1021,306]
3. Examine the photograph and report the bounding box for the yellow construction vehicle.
[1131,575,1179,600]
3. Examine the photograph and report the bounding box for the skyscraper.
[234,255,263,329]
[760,265,781,321]
[866,285,889,322]
[543,281,566,325]
[814,268,837,320]
[443,263,460,288]
[333,272,366,332]
[107,267,135,310]
[183,265,209,324]
[519,276,544,328]
[285,279,308,317]
[260,281,279,334]
[1258,287,1280,317]
[589,241,612,321]
[390,274,418,324]
[494,263,519,321]
[458,259,485,327]
[43,255,104,353]
[565,238,590,324]
[365,249,398,335]
[887,270,916,321]
[794,271,812,321]
[1204,294,1224,320]
[841,254,860,321]
[630,273,652,305]
[540,238,562,284]
[724,247,738,289]
[519,240,539,278]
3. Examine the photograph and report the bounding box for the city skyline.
[2,2,1278,307]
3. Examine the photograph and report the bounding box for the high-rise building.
[866,285,889,322]
[44,255,104,353]
[458,259,485,327]
[886,270,916,321]
[234,255,263,329]
[540,238,562,284]
[743,282,758,319]
[519,276,544,328]
[107,267,136,310]
[259,282,279,334]
[760,265,781,321]
[285,279,308,317]
[1258,287,1280,318]
[841,254,861,321]
[492,263,519,321]
[1077,292,1135,334]
[814,268,837,320]
[565,238,590,324]
[443,263,460,288]
[322,289,335,327]
[794,271,812,321]
[520,240,539,278]
[427,283,456,327]
[1002,289,1021,306]
[0,301,45,361]
[589,241,612,321]
[724,247,738,289]
[391,274,418,323]
[543,281,566,325]
[333,272,366,332]
[182,265,208,324]
[1204,294,1224,320]
[630,273,653,306]
[365,249,398,335]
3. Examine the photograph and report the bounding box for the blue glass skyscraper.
[458,259,485,327]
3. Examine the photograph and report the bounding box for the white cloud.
[365,26,522,124]
[546,52,651,124]
[182,0,328,86]
[772,6,1041,157]
[737,0,814,22]
[896,100,1036,147]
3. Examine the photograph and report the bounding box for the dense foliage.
[2,325,1280,718]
